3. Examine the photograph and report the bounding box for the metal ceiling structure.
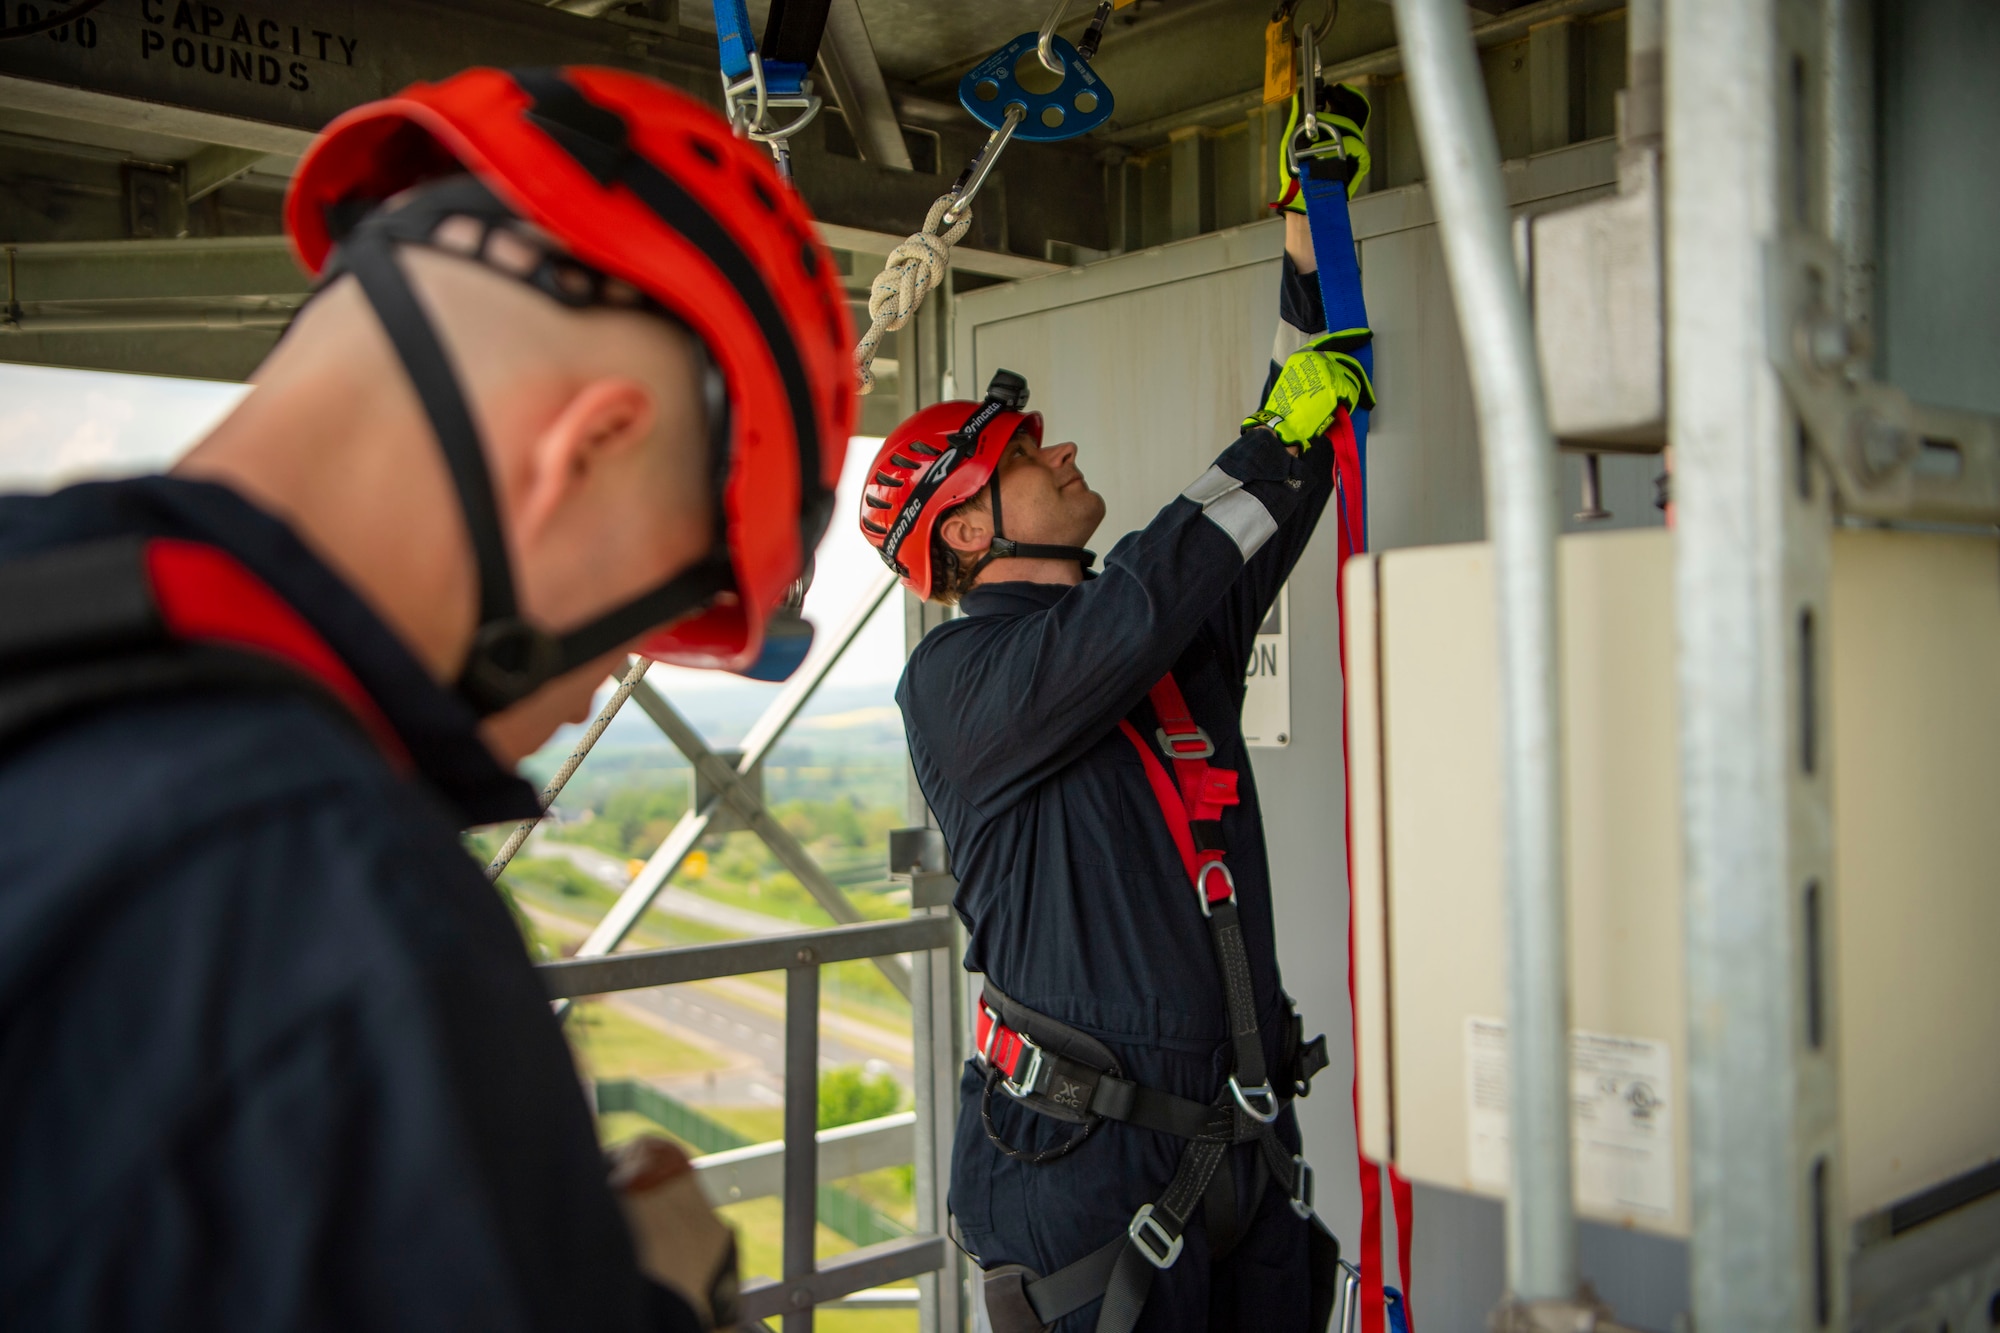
[0,0,1600,432]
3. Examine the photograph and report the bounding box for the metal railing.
[492,565,960,1330]
[543,918,955,1330]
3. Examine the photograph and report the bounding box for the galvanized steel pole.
[1391,0,1576,1304]
[1669,0,1844,1326]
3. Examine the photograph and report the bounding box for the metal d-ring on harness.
[710,0,831,178]
[970,673,1339,1333]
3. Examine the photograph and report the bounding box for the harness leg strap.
[1092,1138,1228,1333]
[1202,1151,1240,1264]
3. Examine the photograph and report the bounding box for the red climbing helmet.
[861,369,1094,599]
[287,66,854,706]
[861,374,1040,598]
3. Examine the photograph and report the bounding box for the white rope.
[853,192,972,395]
[485,655,651,882]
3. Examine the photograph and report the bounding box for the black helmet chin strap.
[965,460,1096,581]
[957,369,1094,580]
[330,204,734,716]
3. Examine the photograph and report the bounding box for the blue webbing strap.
[1298,159,1372,527]
[713,0,755,80]
[711,0,815,96]
[1302,126,1417,1333]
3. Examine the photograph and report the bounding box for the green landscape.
[479,686,924,1331]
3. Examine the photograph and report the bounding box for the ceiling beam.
[818,0,913,171]
[0,75,311,155]
[183,144,269,201]
[3,237,308,304]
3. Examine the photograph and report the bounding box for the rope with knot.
[853,193,972,395]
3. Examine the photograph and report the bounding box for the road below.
[620,980,911,1110]
[516,872,917,1112]
[528,832,800,937]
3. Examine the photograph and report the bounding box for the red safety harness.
[0,535,412,771]
[1117,674,1244,914]
[968,672,1339,1333]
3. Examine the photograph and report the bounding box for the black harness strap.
[0,538,385,760]
[0,537,159,666]
[759,0,832,67]
[967,671,1339,1333]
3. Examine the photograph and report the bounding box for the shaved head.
[177,241,719,761]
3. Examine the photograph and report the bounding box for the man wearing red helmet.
[861,119,1375,1332]
[0,69,850,1331]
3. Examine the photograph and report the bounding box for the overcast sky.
[0,362,904,692]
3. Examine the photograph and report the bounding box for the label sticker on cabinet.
[1241,586,1291,747]
[1465,1017,1675,1219]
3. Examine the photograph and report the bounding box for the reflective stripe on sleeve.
[1271,319,1309,366]
[1201,489,1279,561]
[1181,465,1240,507]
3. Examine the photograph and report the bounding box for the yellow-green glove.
[1243,333,1376,448]
[1272,81,1371,210]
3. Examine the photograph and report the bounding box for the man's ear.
[515,377,657,543]
[937,503,992,558]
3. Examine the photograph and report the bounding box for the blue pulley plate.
[957,33,1114,143]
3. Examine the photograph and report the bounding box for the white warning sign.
[1465,1017,1675,1220]
[1242,586,1291,748]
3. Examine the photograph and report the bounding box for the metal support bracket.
[887,826,957,909]
[1771,232,2000,526]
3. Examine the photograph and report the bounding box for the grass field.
[567,1001,730,1081]
[598,1108,918,1333]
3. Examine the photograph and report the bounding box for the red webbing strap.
[975,1003,1032,1082]
[1117,673,1239,910]
[1147,673,1239,888]
[144,539,413,771]
[1327,407,1414,1330]
[1119,718,1200,882]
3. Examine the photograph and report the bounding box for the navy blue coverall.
[899,260,1336,1332]
[0,478,698,1333]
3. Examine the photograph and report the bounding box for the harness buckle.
[1003,1040,1049,1099]
[981,1003,1052,1098]
[1289,1155,1316,1219]
[1229,1076,1282,1123]
[1196,861,1236,917]
[1127,1204,1184,1269]
[1155,724,1215,761]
